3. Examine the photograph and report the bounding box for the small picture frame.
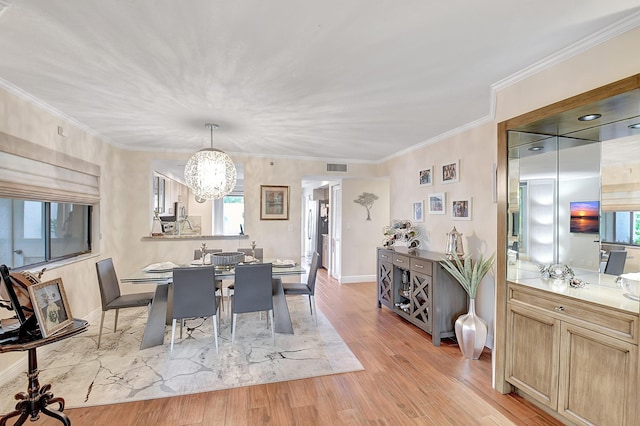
[452,197,472,221]
[28,278,73,337]
[419,166,433,186]
[260,185,290,220]
[428,192,446,215]
[441,160,459,184]
[412,200,424,222]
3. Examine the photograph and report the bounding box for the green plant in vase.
[440,252,495,359]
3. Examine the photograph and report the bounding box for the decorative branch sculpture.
[354,192,379,220]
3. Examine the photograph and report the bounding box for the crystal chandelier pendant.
[184,124,237,201]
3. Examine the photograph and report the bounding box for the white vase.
[455,298,487,359]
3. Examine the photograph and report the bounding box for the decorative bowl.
[618,273,640,301]
[211,252,244,269]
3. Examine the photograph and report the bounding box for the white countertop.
[508,261,639,314]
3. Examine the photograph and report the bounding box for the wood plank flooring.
[32,270,562,425]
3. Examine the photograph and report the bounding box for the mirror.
[507,88,640,273]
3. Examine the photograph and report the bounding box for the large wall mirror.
[506,88,640,274]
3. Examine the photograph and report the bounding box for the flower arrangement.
[440,252,495,298]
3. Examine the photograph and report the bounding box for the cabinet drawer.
[393,254,410,268]
[378,250,392,262]
[508,283,639,343]
[410,258,432,275]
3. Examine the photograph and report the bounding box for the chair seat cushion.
[106,292,154,310]
[282,283,310,295]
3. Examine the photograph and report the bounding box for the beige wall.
[341,178,390,282]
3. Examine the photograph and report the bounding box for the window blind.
[0,132,100,204]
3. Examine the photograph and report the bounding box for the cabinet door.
[558,323,638,426]
[410,271,431,333]
[506,303,561,410]
[377,261,393,309]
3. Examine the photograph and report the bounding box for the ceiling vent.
[326,163,347,172]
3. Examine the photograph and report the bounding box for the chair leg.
[212,314,219,353]
[179,319,184,339]
[97,311,106,348]
[310,295,317,325]
[227,288,233,317]
[170,319,177,356]
[268,309,275,345]
[113,309,119,332]
[231,313,237,344]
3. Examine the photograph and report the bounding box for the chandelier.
[184,123,237,201]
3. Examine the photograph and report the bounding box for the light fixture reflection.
[184,124,237,201]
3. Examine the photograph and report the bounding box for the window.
[0,198,92,269]
[601,211,640,246]
[212,195,244,235]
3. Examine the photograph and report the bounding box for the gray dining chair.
[194,248,225,311]
[604,250,627,275]
[231,263,274,345]
[237,247,264,261]
[171,266,220,355]
[283,251,320,324]
[193,248,223,260]
[226,247,264,313]
[95,258,154,348]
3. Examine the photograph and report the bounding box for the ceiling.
[1,1,640,163]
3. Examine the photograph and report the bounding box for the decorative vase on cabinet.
[455,298,487,359]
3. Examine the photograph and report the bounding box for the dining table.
[120,260,306,349]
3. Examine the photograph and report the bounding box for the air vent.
[326,163,347,172]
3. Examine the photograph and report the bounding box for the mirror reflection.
[507,89,640,275]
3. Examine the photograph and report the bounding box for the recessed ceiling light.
[528,146,543,151]
[578,113,601,121]
[628,123,640,130]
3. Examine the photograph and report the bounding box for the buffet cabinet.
[506,282,638,426]
[377,247,467,346]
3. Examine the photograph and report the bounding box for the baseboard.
[0,307,102,387]
[339,275,376,284]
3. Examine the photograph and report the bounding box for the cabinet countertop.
[508,260,639,315]
[378,247,448,263]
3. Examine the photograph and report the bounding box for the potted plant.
[440,252,495,359]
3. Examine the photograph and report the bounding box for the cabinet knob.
[415,264,423,269]
[554,306,564,312]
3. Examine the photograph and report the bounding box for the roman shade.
[0,132,100,204]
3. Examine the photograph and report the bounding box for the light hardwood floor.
[34,269,562,425]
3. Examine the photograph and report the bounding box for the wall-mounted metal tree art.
[354,192,379,221]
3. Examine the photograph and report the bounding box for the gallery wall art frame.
[428,192,446,215]
[451,197,472,221]
[260,185,290,220]
[419,166,433,186]
[28,277,73,337]
[412,200,424,222]
[441,159,459,184]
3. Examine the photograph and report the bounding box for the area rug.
[0,297,363,410]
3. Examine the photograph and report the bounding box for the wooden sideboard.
[506,281,638,426]
[376,247,467,346]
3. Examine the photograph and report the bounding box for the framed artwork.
[28,278,73,337]
[428,192,446,215]
[441,160,459,184]
[419,166,433,186]
[260,185,290,220]
[412,200,424,222]
[452,197,472,221]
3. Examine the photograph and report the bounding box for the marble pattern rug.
[0,297,363,410]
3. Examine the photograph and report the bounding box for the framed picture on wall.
[419,166,433,186]
[441,160,459,184]
[412,200,424,222]
[28,278,73,337]
[428,192,446,215]
[452,197,472,220]
[260,185,290,220]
